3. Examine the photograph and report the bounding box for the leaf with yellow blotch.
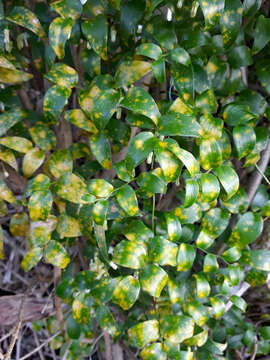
[128,320,159,348]
[49,149,73,178]
[0,137,33,153]
[154,141,182,183]
[29,125,56,151]
[116,184,139,216]
[0,67,33,84]
[140,263,168,297]
[44,85,71,123]
[21,247,43,271]
[70,143,90,159]
[0,178,19,204]
[57,214,81,238]
[112,276,140,310]
[82,15,108,60]
[65,109,97,133]
[10,213,30,237]
[92,89,120,129]
[50,0,82,19]
[0,107,26,137]
[45,240,70,268]
[49,17,73,59]
[28,191,53,221]
[113,240,146,269]
[88,179,114,198]
[55,173,88,204]
[45,63,78,88]
[115,61,152,88]
[22,148,45,178]
[89,132,112,169]
[6,6,46,38]
[0,147,17,170]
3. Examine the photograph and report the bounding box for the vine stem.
[152,194,155,232]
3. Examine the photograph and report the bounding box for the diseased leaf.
[44,85,71,123]
[253,15,270,54]
[96,306,120,337]
[0,147,17,170]
[55,173,88,204]
[49,149,73,178]
[155,141,182,183]
[89,132,112,169]
[230,295,247,312]
[200,139,222,170]
[29,125,56,151]
[204,254,219,273]
[0,107,26,137]
[93,200,108,225]
[148,236,178,266]
[115,61,152,88]
[21,247,43,271]
[196,89,218,114]
[140,343,166,360]
[0,67,33,84]
[168,47,191,66]
[242,250,270,271]
[223,103,256,126]
[177,243,196,271]
[121,87,160,125]
[124,220,153,244]
[137,43,162,60]
[57,214,81,238]
[113,240,146,269]
[65,109,97,133]
[45,63,78,88]
[165,212,182,242]
[116,184,139,216]
[0,137,32,153]
[82,15,108,60]
[45,240,70,268]
[210,296,225,319]
[51,0,82,19]
[28,191,52,221]
[233,125,256,159]
[22,148,45,178]
[128,320,159,348]
[140,264,168,297]
[49,17,73,59]
[199,0,224,29]
[10,213,29,237]
[158,113,201,137]
[199,113,223,140]
[185,179,199,208]
[256,60,270,95]
[126,132,155,169]
[220,0,243,48]
[92,89,120,129]
[112,276,140,310]
[160,315,194,343]
[200,173,220,203]
[216,165,239,200]
[193,273,210,298]
[7,6,45,38]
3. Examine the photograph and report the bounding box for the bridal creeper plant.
[1,0,270,358]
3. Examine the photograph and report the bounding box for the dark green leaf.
[81,15,107,60]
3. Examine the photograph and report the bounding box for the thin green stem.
[255,164,270,186]
[152,194,155,232]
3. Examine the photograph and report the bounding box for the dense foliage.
[1,0,270,359]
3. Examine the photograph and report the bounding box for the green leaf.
[113,240,146,269]
[228,46,253,68]
[120,0,144,40]
[128,320,159,348]
[45,63,78,88]
[22,148,45,178]
[160,315,194,343]
[174,204,202,225]
[223,103,256,126]
[121,87,160,125]
[81,15,107,60]
[21,247,43,271]
[185,179,199,208]
[158,113,201,137]
[55,173,88,204]
[230,295,247,312]
[222,188,248,214]
[228,212,263,248]
[220,0,243,48]
[168,47,191,66]
[166,139,200,177]
[116,184,139,216]
[196,89,218,114]
[198,0,224,29]
[92,89,120,129]
[165,213,182,242]
[126,132,155,169]
[141,343,166,360]
[0,107,26,137]
[177,243,196,271]
[44,85,71,122]
[200,173,220,203]
[0,136,32,153]
[49,17,73,59]
[57,214,81,238]
[89,132,112,169]
[256,60,270,95]
[245,268,268,287]
[66,315,81,340]
[193,273,210,298]
[29,125,56,151]
[171,64,194,104]
[233,125,256,159]
[45,240,70,268]
[155,141,182,183]
[114,160,134,182]
[186,300,209,326]
[137,171,167,196]
[218,130,232,160]
[152,58,166,83]
[115,61,152,88]
[7,6,45,39]
[96,306,120,337]
[72,294,91,324]
[137,43,162,60]
[203,254,219,273]
[28,191,52,221]
[206,56,227,89]
[51,0,82,19]
[140,263,168,297]
[242,249,270,271]
[200,139,222,170]
[49,149,72,178]
[253,15,270,54]
[216,165,239,200]
[210,296,226,319]
[148,236,178,266]
[112,276,140,310]
[196,208,230,249]
[93,200,108,225]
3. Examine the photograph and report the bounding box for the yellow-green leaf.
[49,17,73,59]
[55,173,88,204]
[22,148,45,178]
[0,178,19,204]
[21,247,43,271]
[88,179,114,198]
[49,149,73,178]
[0,137,33,153]
[115,61,152,88]
[45,63,78,88]
[57,214,81,238]
[0,147,17,170]
[112,275,140,310]
[116,184,139,216]
[28,191,53,221]
[45,240,70,268]
[113,240,146,269]
[128,320,159,348]
[140,263,168,297]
